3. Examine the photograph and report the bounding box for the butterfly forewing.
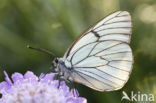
[63,11,133,91]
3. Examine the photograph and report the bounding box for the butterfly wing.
[63,11,133,91]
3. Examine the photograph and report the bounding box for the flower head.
[0,71,87,103]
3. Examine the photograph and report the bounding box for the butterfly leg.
[55,74,61,89]
[66,78,78,97]
[57,72,65,89]
[71,82,78,97]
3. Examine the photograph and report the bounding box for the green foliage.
[0,0,156,103]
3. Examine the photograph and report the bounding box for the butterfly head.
[52,58,64,72]
[52,58,70,77]
[53,58,59,67]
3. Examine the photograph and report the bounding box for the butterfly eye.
[55,58,58,63]
[53,58,59,67]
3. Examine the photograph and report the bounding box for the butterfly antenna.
[27,45,56,58]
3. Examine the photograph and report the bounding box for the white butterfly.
[53,11,133,91]
[29,11,133,91]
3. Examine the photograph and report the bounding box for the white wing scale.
[63,11,133,91]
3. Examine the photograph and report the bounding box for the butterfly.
[29,11,133,92]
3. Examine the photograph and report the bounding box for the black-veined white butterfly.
[28,11,133,92]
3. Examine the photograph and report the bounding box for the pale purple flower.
[0,71,87,103]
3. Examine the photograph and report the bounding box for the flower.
[0,71,87,103]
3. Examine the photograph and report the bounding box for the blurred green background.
[0,0,156,103]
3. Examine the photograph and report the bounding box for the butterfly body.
[53,11,133,92]
[54,58,73,80]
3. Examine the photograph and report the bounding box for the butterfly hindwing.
[63,11,133,91]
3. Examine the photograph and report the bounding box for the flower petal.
[11,72,24,83]
[0,81,10,93]
[4,71,12,86]
[66,97,87,103]
[40,73,55,82]
[24,71,38,82]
